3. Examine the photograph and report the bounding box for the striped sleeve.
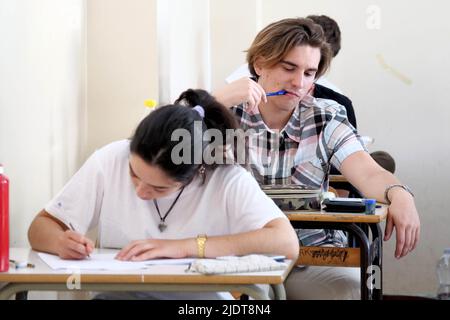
[323,104,367,170]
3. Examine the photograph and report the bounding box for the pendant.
[158,222,167,232]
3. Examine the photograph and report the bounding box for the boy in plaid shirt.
[215,17,420,299]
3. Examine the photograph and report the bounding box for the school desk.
[287,205,388,300]
[0,248,295,300]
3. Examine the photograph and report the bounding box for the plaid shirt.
[231,95,366,247]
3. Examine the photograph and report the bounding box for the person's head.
[307,15,341,58]
[246,18,332,112]
[129,89,238,200]
[371,151,396,174]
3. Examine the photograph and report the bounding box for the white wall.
[157,0,211,104]
[0,0,87,247]
[210,0,262,90]
[0,0,86,299]
[210,0,450,295]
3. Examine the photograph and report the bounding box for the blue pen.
[266,90,287,97]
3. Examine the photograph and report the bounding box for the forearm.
[182,218,299,260]
[28,210,67,255]
[213,89,236,108]
[341,151,413,203]
[355,169,400,202]
[352,170,413,206]
[341,151,419,258]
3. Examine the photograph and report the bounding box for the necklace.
[153,187,185,232]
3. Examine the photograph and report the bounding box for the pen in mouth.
[266,90,287,97]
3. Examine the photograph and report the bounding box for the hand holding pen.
[213,77,267,111]
[57,222,94,260]
[213,77,290,114]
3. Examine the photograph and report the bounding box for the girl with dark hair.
[27,89,299,300]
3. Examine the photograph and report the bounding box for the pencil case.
[186,255,287,274]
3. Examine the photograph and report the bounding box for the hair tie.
[192,105,205,118]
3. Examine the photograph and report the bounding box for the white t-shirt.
[45,140,286,249]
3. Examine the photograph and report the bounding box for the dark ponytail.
[130,89,239,185]
[174,89,238,135]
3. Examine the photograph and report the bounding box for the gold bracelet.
[196,234,207,258]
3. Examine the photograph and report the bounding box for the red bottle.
[0,164,9,272]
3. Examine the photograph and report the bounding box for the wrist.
[384,184,414,204]
[212,91,231,108]
[181,238,197,258]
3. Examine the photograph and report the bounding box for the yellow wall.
[86,0,158,159]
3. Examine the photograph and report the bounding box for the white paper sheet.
[38,252,194,271]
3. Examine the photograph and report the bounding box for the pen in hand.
[68,222,91,258]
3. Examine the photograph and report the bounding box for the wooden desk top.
[287,204,388,223]
[329,175,349,183]
[0,249,295,285]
